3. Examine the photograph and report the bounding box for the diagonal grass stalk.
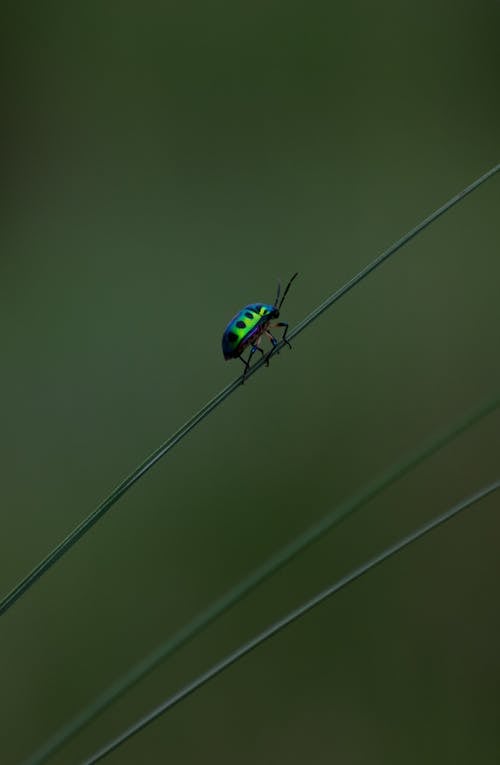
[1,162,498,619]
[23,395,499,765]
[81,479,500,764]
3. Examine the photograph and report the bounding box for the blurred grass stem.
[81,479,500,764]
[23,395,499,765]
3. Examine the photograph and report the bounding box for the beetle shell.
[222,303,275,359]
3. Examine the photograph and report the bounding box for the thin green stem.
[1,163,498,619]
[23,395,500,765]
[289,162,500,342]
[81,479,500,764]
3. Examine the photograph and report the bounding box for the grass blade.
[23,395,499,765]
[80,479,500,764]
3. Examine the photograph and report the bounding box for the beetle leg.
[239,354,251,383]
[239,343,266,383]
[275,321,292,350]
[265,330,279,349]
[263,330,280,365]
[250,342,268,366]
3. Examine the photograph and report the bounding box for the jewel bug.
[221,272,298,380]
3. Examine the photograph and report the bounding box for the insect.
[221,272,298,379]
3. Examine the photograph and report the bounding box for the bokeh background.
[1,2,499,764]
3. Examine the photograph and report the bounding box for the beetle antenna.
[277,272,298,310]
[273,280,281,308]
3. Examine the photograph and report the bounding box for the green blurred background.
[1,2,499,763]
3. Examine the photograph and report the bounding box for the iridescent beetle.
[222,272,298,379]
